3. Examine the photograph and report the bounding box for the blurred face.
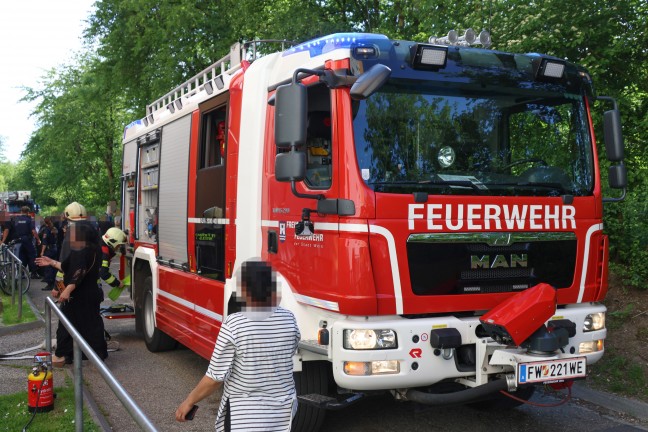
[68,225,87,251]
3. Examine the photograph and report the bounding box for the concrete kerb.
[571,381,648,422]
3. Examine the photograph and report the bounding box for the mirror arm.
[292,68,325,84]
[291,181,323,201]
[597,95,619,110]
[603,188,626,203]
[319,70,357,88]
[291,68,357,89]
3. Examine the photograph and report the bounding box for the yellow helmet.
[102,227,127,248]
[64,202,87,220]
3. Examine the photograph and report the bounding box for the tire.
[292,361,328,432]
[0,263,30,295]
[469,384,536,410]
[142,276,177,352]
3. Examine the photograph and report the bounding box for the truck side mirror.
[350,64,391,100]
[274,82,307,148]
[275,151,306,182]
[603,109,624,161]
[608,164,627,189]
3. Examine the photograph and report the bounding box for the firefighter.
[99,227,127,290]
[38,217,59,290]
[12,206,40,276]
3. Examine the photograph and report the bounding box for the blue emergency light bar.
[282,33,389,59]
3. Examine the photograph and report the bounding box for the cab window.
[304,84,332,189]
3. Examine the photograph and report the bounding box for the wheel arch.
[132,246,157,332]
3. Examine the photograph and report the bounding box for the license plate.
[517,357,586,384]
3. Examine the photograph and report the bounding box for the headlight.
[579,340,604,354]
[343,329,397,350]
[343,360,400,376]
[583,312,605,332]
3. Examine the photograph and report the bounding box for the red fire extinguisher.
[27,352,54,413]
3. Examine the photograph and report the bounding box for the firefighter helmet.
[64,202,87,220]
[102,227,127,248]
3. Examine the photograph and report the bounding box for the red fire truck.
[120,30,626,430]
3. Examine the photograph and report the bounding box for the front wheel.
[142,276,177,352]
[292,361,329,432]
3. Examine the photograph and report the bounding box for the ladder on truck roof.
[145,39,295,118]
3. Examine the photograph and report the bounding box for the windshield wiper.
[488,182,569,194]
[369,180,484,191]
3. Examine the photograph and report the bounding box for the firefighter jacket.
[99,244,120,288]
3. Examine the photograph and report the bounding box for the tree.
[0,136,11,191]
[21,55,128,213]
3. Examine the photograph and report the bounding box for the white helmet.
[102,227,127,248]
[65,202,87,220]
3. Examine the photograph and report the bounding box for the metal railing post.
[10,253,16,305]
[45,304,52,353]
[74,341,83,432]
[17,258,23,321]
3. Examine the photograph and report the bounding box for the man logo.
[471,254,528,269]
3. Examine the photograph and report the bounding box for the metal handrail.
[44,296,158,432]
[1,243,26,320]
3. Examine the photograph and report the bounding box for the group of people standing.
[0,206,67,289]
[35,201,128,367]
[3,200,302,431]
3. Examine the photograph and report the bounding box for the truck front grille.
[406,232,577,295]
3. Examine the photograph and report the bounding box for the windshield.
[352,80,595,197]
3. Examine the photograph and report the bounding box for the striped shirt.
[206,306,300,432]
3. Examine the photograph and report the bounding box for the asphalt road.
[17,277,648,432]
[82,317,648,432]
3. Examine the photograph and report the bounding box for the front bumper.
[328,303,606,391]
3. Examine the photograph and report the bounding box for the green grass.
[606,303,636,330]
[0,291,37,325]
[0,373,99,431]
[588,349,648,398]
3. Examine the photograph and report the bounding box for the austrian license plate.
[517,357,587,384]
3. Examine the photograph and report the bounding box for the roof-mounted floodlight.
[412,44,448,70]
[204,81,214,95]
[537,58,566,80]
[174,98,183,110]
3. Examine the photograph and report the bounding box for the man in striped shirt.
[176,260,301,431]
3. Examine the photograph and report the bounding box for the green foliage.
[0,136,13,192]
[21,55,127,214]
